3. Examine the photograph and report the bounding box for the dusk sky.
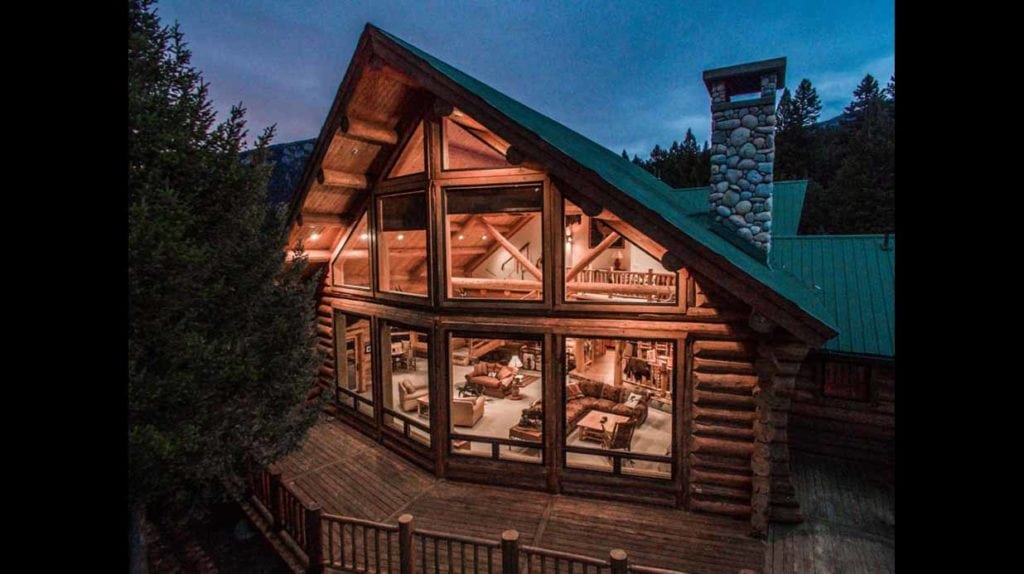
[159,0,894,157]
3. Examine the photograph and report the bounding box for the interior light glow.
[397,234,405,241]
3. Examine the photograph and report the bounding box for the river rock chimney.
[703,58,786,259]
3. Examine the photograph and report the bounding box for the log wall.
[788,353,895,466]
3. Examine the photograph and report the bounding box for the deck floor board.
[271,416,892,574]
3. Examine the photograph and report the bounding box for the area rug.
[517,374,541,387]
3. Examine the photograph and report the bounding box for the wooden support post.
[268,469,284,532]
[501,530,520,574]
[398,514,414,574]
[304,504,324,574]
[481,220,543,281]
[609,549,628,574]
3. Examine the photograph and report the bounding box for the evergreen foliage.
[128,0,320,530]
[627,73,894,235]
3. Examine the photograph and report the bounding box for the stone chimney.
[703,58,786,259]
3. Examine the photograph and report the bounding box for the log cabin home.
[277,24,895,536]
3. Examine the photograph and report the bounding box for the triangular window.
[442,117,511,170]
[331,211,371,289]
[387,121,426,178]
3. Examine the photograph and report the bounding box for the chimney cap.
[703,57,787,95]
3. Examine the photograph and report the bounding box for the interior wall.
[475,215,543,279]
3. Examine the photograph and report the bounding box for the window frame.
[332,309,377,422]
[374,187,433,303]
[378,319,433,450]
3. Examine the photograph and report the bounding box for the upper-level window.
[387,121,426,179]
[378,191,429,297]
[563,198,678,305]
[331,211,371,289]
[821,360,870,400]
[444,184,544,300]
[441,116,513,171]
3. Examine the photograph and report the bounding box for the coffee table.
[508,424,542,448]
[575,410,630,443]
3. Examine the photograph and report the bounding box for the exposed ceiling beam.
[339,115,398,146]
[317,168,368,189]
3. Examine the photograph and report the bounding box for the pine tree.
[621,149,629,160]
[775,88,795,133]
[844,74,883,124]
[128,0,320,569]
[791,79,822,127]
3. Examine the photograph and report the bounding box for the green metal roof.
[377,28,837,335]
[669,180,808,236]
[771,235,895,357]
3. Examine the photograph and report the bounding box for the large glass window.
[387,121,426,179]
[331,211,371,289]
[334,312,374,419]
[441,117,512,171]
[564,199,678,304]
[378,192,429,296]
[563,337,673,479]
[381,323,431,446]
[448,334,544,463]
[445,185,544,300]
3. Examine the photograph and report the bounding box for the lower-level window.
[382,323,431,447]
[448,334,544,463]
[333,311,374,419]
[563,337,674,479]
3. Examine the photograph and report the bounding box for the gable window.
[444,184,544,300]
[821,360,871,401]
[387,121,426,179]
[378,191,429,297]
[331,211,371,289]
[441,116,513,171]
[563,198,678,305]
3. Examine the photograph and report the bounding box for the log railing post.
[268,469,284,531]
[501,530,520,574]
[398,514,414,574]
[304,503,323,574]
[610,549,628,574]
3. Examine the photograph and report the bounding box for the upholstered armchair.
[451,396,485,427]
[465,361,516,397]
[397,378,429,411]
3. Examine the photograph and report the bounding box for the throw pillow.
[400,380,413,394]
[566,382,584,400]
[497,366,513,380]
[625,392,642,408]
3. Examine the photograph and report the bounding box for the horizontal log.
[339,115,398,145]
[689,482,750,502]
[451,276,539,292]
[692,406,756,426]
[690,469,753,488]
[693,357,756,375]
[317,168,368,189]
[688,497,751,517]
[691,436,754,457]
[694,372,759,392]
[690,452,753,474]
[337,246,486,259]
[693,422,755,441]
[693,389,755,409]
[566,280,675,297]
[692,340,756,359]
[790,403,896,427]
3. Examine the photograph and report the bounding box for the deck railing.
[249,467,694,574]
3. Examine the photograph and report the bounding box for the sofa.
[465,361,517,398]
[397,378,429,412]
[524,378,649,428]
[451,396,485,427]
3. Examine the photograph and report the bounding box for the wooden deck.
[273,416,764,574]
[271,416,893,574]
[766,452,895,573]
